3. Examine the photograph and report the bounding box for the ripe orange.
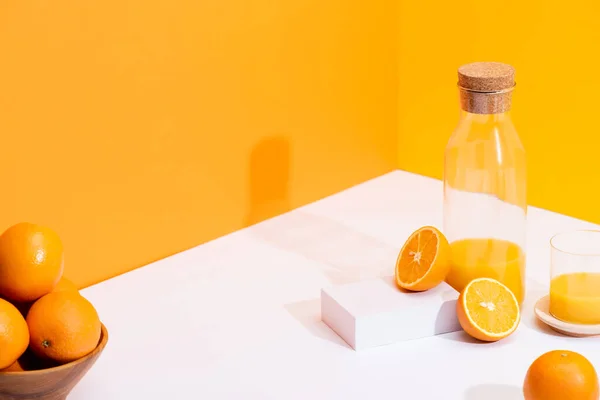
[2,349,58,372]
[1,359,25,372]
[0,223,64,302]
[456,277,520,342]
[51,277,79,294]
[395,226,451,291]
[0,298,30,369]
[0,349,57,372]
[27,291,101,363]
[524,350,599,400]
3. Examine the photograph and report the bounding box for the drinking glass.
[550,230,600,325]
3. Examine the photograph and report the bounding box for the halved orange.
[457,277,520,342]
[395,226,451,291]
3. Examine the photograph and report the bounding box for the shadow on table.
[464,384,523,400]
[439,330,492,345]
[439,319,516,347]
[248,210,399,285]
[520,279,564,337]
[284,298,351,349]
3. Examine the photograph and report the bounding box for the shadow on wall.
[244,136,398,285]
[245,136,292,227]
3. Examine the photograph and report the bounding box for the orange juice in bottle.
[443,62,527,304]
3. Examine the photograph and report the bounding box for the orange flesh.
[397,229,438,284]
[464,278,519,335]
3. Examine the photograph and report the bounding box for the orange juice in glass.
[550,230,600,325]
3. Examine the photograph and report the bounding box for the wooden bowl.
[0,324,108,400]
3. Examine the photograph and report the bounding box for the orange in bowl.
[0,221,107,400]
[0,324,108,400]
[51,277,79,294]
[456,277,520,342]
[27,291,101,364]
[0,298,29,369]
[395,226,451,291]
[0,222,64,302]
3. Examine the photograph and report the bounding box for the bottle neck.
[459,88,513,114]
[459,110,513,124]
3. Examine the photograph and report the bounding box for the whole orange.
[1,349,60,372]
[1,349,57,371]
[51,277,79,294]
[0,223,64,302]
[1,359,25,372]
[0,298,30,369]
[524,350,599,400]
[27,292,101,364]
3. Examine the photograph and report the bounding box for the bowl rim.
[0,323,108,376]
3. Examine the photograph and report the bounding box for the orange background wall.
[397,0,600,224]
[4,0,598,288]
[0,1,398,287]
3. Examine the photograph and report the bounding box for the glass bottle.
[443,62,527,304]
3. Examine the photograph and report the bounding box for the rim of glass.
[550,229,600,256]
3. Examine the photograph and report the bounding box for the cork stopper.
[457,62,516,114]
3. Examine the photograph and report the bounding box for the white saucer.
[534,295,600,337]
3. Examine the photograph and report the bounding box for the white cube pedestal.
[321,276,460,351]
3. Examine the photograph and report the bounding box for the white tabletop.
[71,170,600,400]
